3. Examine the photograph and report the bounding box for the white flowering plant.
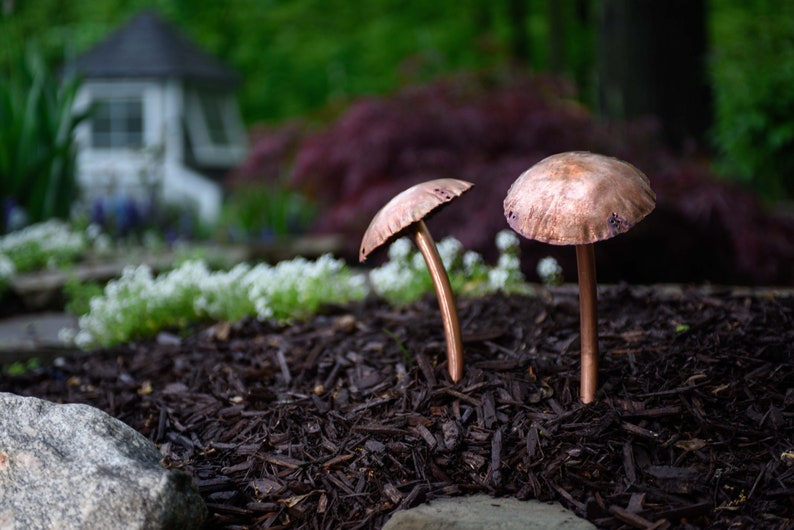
[487,230,525,293]
[536,256,564,286]
[64,255,368,349]
[367,229,526,305]
[0,220,86,273]
[63,231,527,350]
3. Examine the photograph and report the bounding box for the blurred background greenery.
[1,0,794,287]
[3,0,792,202]
[2,1,792,199]
[0,1,591,122]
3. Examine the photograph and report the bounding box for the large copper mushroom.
[503,151,655,403]
[360,178,473,383]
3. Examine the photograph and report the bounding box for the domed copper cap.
[360,178,474,262]
[503,151,656,245]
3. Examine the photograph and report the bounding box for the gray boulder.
[0,392,206,529]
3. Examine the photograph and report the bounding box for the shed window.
[91,98,143,149]
[197,91,230,146]
[185,87,246,167]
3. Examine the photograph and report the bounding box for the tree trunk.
[546,0,565,74]
[507,0,530,65]
[597,0,712,151]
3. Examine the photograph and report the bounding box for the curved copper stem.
[413,220,464,382]
[576,243,598,404]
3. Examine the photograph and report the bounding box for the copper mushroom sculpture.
[503,151,656,404]
[360,178,473,383]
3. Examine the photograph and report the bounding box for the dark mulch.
[2,286,793,529]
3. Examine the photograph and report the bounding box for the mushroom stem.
[413,219,464,382]
[575,243,598,404]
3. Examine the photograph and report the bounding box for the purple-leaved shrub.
[235,70,794,285]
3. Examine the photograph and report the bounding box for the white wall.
[162,162,222,221]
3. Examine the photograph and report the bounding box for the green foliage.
[2,358,41,377]
[63,276,104,317]
[189,0,501,122]
[710,1,794,200]
[0,0,593,124]
[382,328,411,364]
[219,184,316,241]
[0,47,89,229]
[170,0,597,122]
[6,0,792,207]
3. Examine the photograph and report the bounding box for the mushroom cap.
[503,151,656,245]
[360,178,474,262]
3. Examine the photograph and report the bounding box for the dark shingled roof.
[73,10,239,87]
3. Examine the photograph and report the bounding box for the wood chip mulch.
[2,286,793,529]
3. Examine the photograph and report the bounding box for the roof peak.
[73,9,238,87]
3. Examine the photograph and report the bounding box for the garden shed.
[70,10,248,223]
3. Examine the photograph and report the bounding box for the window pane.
[92,101,112,135]
[93,132,111,148]
[128,131,143,147]
[91,97,143,149]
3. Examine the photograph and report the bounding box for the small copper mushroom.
[360,178,473,382]
[503,151,655,404]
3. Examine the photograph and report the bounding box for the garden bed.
[2,285,793,529]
